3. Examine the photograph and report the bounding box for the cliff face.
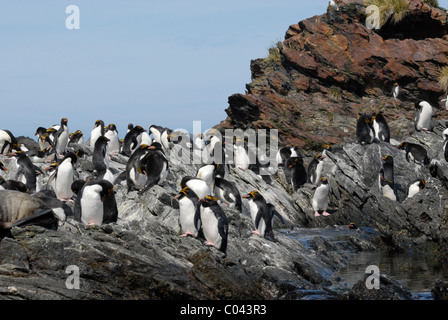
[217,0,448,150]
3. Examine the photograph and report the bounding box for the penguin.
[26,148,51,164]
[149,125,164,145]
[392,82,399,99]
[356,114,374,145]
[196,162,225,194]
[50,152,77,201]
[127,123,134,134]
[284,156,307,191]
[406,178,426,199]
[121,125,146,157]
[89,120,105,149]
[74,179,118,226]
[68,130,84,146]
[397,142,430,166]
[93,136,110,173]
[11,150,43,193]
[379,155,396,201]
[126,144,151,192]
[35,127,51,150]
[307,154,326,186]
[199,195,228,254]
[51,118,69,156]
[33,191,73,222]
[443,128,448,162]
[0,129,19,155]
[0,177,28,192]
[192,133,207,164]
[242,190,276,240]
[276,147,292,168]
[214,177,242,212]
[312,177,330,217]
[174,186,202,238]
[234,138,250,170]
[348,222,358,230]
[137,142,169,194]
[104,124,120,155]
[160,127,172,151]
[0,190,59,231]
[180,176,211,200]
[414,101,433,132]
[372,111,390,143]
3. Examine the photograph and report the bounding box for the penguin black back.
[356,114,374,145]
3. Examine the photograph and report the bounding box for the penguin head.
[71,179,86,195]
[322,144,332,151]
[35,127,47,136]
[319,177,328,184]
[419,179,426,190]
[381,155,393,164]
[61,118,68,125]
[108,124,117,131]
[62,152,78,165]
[348,222,358,230]
[199,195,218,207]
[314,154,326,161]
[94,119,104,128]
[397,142,408,150]
[134,125,146,133]
[149,142,163,150]
[242,190,263,200]
[95,136,110,145]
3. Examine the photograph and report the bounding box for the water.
[281,227,448,299]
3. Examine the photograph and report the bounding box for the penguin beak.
[174,194,181,200]
[242,194,251,199]
[0,166,7,172]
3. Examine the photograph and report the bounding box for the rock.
[431,280,448,300]
[346,273,413,300]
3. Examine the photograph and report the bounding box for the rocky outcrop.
[217,0,448,150]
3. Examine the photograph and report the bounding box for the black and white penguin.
[392,82,399,99]
[307,154,326,186]
[137,142,169,193]
[284,156,307,191]
[11,150,43,193]
[242,190,275,240]
[214,177,242,212]
[74,179,118,226]
[193,133,207,164]
[414,101,433,132]
[0,129,19,155]
[443,128,448,162]
[406,178,426,199]
[104,124,120,155]
[35,127,51,150]
[149,125,164,145]
[26,148,51,164]
[379,155,396,201]
[93,136,110,173]
[196,162,225,194]
[234,138,250,170]
[397,142,430,166]
[49,152,77,201]
[312,177,330,217]
[89,120,105,149]
[174,186,202,238]
[372,112,390,143]
[52,118,69,156]
[33,191,73,222]
[126,144,151,192]
[0,177,28,192]
[68,130,84,146]
[121,125,146,157]
[199,195,228,254]
[179,176,211,200]
[356,114,374,145]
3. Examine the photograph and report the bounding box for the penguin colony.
[0,81,442,253]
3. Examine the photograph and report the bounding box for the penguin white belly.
[179,197,199,237]
[417,105,432,130]
[55,161,74,199]
[312,162,324,185]
[234,146,249,170]
[90,127,102,148]
[407,183,420,198]
[312,185,329,211]
[200,207,222,248]
[186,180,210,199]
[0,130,11,154]
[197,166,214,190]
[103,169,115,184]
[130,168,146,189]
[373,120,380,140]
[159,162,168,185]
[56,129,69,154]
[80,185,104,225]
[249,200,266,236]
[382,184,396,201]
[105,131,120,154]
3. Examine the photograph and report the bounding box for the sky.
[1,1,448,140]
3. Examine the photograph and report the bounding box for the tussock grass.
[438,66,448,93]
[366,0,409,27]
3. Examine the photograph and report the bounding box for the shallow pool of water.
[282,227,448,299]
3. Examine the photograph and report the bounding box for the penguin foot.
[204,241,215,247]
[252,230,261,236]
[180,232,195,238]
[322,211,330,216]
[314,211,321,217]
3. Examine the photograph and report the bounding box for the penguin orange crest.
[205,195,218,202]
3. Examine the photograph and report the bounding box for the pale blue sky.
[1,1,447,140]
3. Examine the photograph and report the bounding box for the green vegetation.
[424,0,439,7]
[438,66,448,93]
[264,41,283,69]
[366,0,409,28]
